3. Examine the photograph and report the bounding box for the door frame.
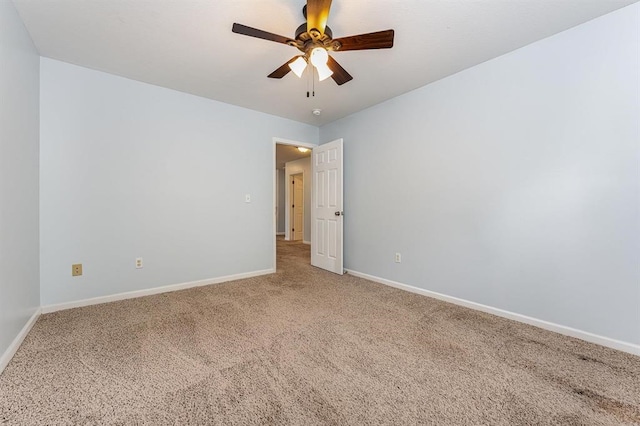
[287,171,305,242]
[272,137,316,270]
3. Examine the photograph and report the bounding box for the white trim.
[273,144,277,269]
[346,269,640,356]
[276,232,285,236]
[275,170,280,240]
[41,269,275,314]
[273,137,315,147]
[303,240,311,245]
[0,308,41,375]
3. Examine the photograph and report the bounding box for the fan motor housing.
[294,23,341,55]
[294,23,333,41]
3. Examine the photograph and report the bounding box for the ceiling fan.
[232,0,394,86]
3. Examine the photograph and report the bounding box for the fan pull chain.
[305,66,318,98]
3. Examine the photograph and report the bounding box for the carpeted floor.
[1,239,639,425]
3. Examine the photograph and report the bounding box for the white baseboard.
[303,240,311,245]
[276,232,285,236]
[346,269,640,356]
[0,308,41,375]
[41,269,275,314]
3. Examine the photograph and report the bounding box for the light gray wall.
[40,58,318,306]
[0,1,40,355]
[285,157,312,242]
[320,3,640,345]
[277,168,286,233]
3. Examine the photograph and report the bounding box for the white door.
[311,139,343,274]
[291,174,304,241]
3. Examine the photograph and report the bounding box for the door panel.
[311,139,343,274]
[328,169,337,206]
[328,220,337,259]
[316,171,325,207]
[316,219,325,255]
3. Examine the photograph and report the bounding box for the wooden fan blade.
[327,55,353,85]
[306,0,332,36]
[232,23,293,45]
[268,57,300,79]
[333,29,394,51]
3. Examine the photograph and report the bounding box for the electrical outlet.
[72,263,83,276]
[395,253,401,263]
[245,194,251,203]
[135,258,143,269]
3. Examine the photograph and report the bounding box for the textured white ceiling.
[276,144,311,169]
[13,0,638,126]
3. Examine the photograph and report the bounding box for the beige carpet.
[1,239,639,425]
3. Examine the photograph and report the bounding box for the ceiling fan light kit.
[232,0,395,86]
[316,64,333,81]
[309,47,333,81]
[310,46,328,67]
[288,56,308,78]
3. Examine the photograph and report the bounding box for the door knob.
[334,211,343,216]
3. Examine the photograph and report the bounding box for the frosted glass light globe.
[310,47,329,67]
[288,56,307,78]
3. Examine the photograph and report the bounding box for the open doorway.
[272,138,315,269]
